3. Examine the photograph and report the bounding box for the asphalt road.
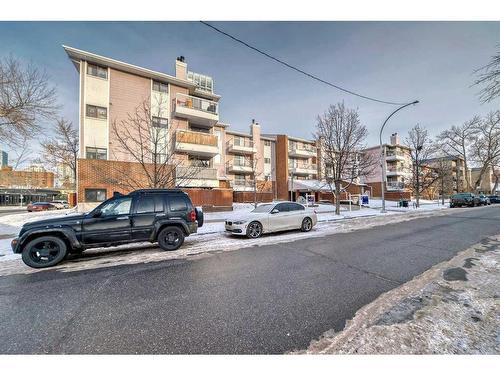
[1,205,499,354]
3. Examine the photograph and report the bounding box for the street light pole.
[380,100,419,213]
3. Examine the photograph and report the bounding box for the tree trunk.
[335,181,341,215]
[415,164,420,208]
[253,180,257,208]
[441,176,445,205]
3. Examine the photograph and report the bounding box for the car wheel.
[450,204,454,208]
[246,221,263,239]
[301,217,313,232]
[21,236,67,268]
[158,226,184,251]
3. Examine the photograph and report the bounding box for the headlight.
[233,220,247,225]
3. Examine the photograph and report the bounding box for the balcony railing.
[228,159,253,168]
[175,93,218,115]
[176,166,218,180]
[386,181,405,190]
[233,179,255,186]
[175,129,217,146]
[289,163,317,174]
[226,138,257,154]
[386,150,406,157]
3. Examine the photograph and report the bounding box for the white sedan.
[225,201,318,239]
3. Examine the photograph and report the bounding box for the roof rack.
[129,189,185,195]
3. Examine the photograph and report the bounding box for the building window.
[189,124,210,134]
[87,64,108,79]
[264,140,272,146]
[86,105,107,119]
[264,157,271,164]
[86,147,107,160]
[152,116,168,128]
[188,155,210,167]
[187,71,213,93]
[85,189,107,202]
[152,80,168,93]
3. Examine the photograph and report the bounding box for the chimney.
[390,132,400,145]
[175,56,187,80]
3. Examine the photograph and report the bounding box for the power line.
[200,21,410,106]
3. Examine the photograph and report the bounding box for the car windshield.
[251,204,274,213]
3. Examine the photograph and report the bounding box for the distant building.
[471,166,500,194]
[362,133,413,200]
[0,150,8,169]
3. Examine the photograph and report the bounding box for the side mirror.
[92,209,102,218]
[271,208,279,214]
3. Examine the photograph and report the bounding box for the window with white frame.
[86,105,107,119]
[152,80,168,93]
[87,64,108,79]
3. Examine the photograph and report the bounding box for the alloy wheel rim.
[29,241,60,263]
[304,219,312,230]
[165,231,179,246]
[249,223,261,238]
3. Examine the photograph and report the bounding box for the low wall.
[233,191,274,203]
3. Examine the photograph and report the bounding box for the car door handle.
[116,216,129,220]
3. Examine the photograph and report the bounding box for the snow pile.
[300,235,500,354]
[367,198,450,212]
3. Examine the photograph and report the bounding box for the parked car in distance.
[225,201,317,239]
[12,189,203,268]
[478,194,491,206]
[449,193,480,208]
[488,195,500,204]
[27,202,57,212]
[52,200,70,209]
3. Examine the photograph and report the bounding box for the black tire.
[21,236,67,268]
[246,221,263,239]
[301,217,313,232]
[450,204,454,208]
[158,226,184,251]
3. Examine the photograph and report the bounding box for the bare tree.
[405,124,439,208]
[40,119,78,189]
[436,118,478,191]
[474,49,500,103]
[103,98,200,190]
[0,56,58,145]
[470,111,500,190]
[248,155,273,208]
[7,134,33,170]
[315,102,375,215]
[428,156,455,205]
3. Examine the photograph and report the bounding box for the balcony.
[288,145,317,159]
[174,129,219,157]
[232,179,255,192]
[227,159,253,174]
[385,150,407,161]
[386,166,407,176]
[289,163,317,176]
[173,93,219,127]
[386,181,405,191]
[175,166,219,188]
[226,138,257,154]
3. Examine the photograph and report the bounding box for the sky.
[1,21,499,156]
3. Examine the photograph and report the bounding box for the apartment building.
[422,155,470,195]
[362,133,413,199]
[260,134,320,200]
[471,166,500,194]
[65,46,281,208]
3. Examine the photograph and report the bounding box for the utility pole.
[379,100,419,213]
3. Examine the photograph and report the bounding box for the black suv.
[11,189,203,268]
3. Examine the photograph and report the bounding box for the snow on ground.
[0,205,454,276]
[299,234,500,354]
[367,198,450,212]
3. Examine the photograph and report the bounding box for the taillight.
[189,209,196,222]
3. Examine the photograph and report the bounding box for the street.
[0,205,499,354]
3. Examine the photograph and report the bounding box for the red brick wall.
[0,166,55,188]
[77,159,233,210]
